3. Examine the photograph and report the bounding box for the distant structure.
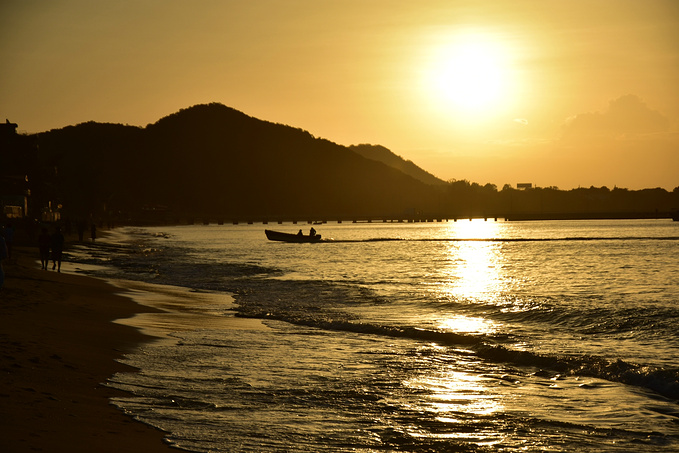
[0,119,18,137]
[0,119,27,219]
[0,120,58,221]
[517,183,532,190]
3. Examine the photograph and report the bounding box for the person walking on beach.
[0,235,7,290]
[76,219,86,242]
[2,222,15,261]
[90,223,97,242]
[50,227,65,272]
[38,227,51,270]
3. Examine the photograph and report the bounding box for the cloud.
[513,118,528,125]
[562,94,670,139]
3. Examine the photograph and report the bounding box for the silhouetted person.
[310,227,317,236]
[38,227,51,270]
[2,222,15,261]
[77,220,86,242]
[90,223,97,242]
[297,229,303,236]
[0,235,7,290]
[51,227,65,272]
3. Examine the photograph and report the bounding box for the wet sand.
[0,247,177,452]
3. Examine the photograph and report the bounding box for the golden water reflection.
[415,221,507,445]
[404,363,506,445]
[439,315,498,335]
[443,219,504,303]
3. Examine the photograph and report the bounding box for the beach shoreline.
[0,246,179,452]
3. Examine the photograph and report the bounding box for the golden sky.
[2,1,678,190]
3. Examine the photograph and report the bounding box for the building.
[0,120,33,219]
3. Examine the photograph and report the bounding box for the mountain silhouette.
[349,144,446,187]
[5,103,677,224]
[35,103,443,221]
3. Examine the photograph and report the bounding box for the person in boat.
[297,229,303,236]
[310,227,317,236]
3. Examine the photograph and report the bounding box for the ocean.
[68,219,679,452]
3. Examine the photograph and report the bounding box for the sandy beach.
[0,246,177,453]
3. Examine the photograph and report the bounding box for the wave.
[237,311,679,400]
[474,343,679,401]
[495,302,679,337]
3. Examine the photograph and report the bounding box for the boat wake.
[326,236,679,243]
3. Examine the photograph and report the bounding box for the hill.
[4,103,677,225]
[349,144,446,186]
[34,103,443,222]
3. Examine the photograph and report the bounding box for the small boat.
[265,229,322,243]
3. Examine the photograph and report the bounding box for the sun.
[435,42,503,110]
[419,31,515,118]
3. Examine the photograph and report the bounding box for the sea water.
[69,219,679,452]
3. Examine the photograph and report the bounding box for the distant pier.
[133,210,678,227]
[172,216,507,226]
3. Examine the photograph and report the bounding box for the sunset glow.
[2,2,677,448]
[1,1,677,190]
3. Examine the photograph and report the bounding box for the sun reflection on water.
[401,221,513,445]
[403,355,506,446]
[407,221,511,445]
[439,315,498,335]
[442,219,504,303]
[420,373,500,417]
